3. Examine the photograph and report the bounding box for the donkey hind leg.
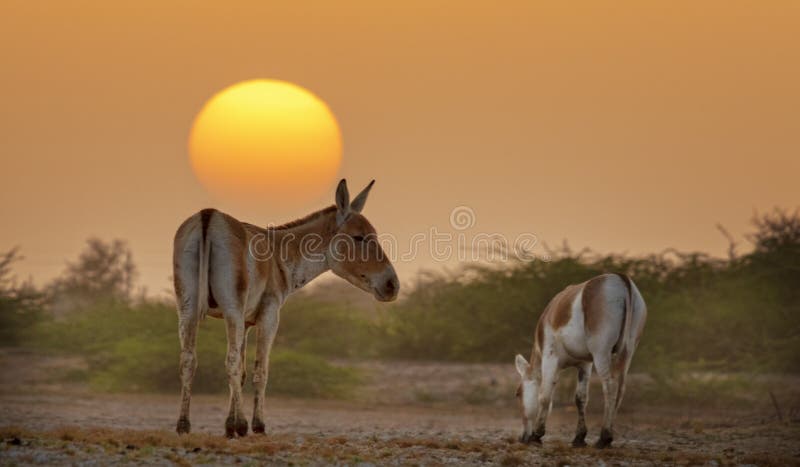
[572,362,593,447]
[240,326,250,389]
[176,311,200,434]
[224,314,248,438]
[252,304,280,434]
[592,354,619,449]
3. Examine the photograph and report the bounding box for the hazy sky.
[1,1,798,295]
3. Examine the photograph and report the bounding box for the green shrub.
[0,296,46,346]
[380,209,800,374]
[91,336,359,398]
[31,301,360,397]
[0,248,47,346]
[278,296,382,358]
[268,350,361,398]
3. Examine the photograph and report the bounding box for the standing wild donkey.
[514,273,646,448]
[173,179,398,437]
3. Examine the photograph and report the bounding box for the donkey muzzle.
[374,272,399,302]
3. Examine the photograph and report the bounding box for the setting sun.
[188,79,342,205]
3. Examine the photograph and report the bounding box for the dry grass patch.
[500,452,526,466]
[386,436,471,450]
[0,426,33,440]
[163,451,192,467]
[4,423,800,466]
[3,426,297,456]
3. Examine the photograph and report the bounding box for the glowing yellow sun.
[189,79,342,205]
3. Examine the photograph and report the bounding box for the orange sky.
[1,1,798,296]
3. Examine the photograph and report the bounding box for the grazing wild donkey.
[514,273,646,448]
[173,179,399,437]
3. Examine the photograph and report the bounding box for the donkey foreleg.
[252,304,280,434]
[531,356,559,443]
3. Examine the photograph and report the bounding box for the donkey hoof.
[594,438,613,449]
[176,417,191,435]
[519,433,542,445]
[252,419,266,434]
[225,417,237,438]
[225,415,249,437]
[236,419,249,437]
[572,437,587,448]
[594,429,613,449]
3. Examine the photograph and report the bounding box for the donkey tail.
[614,273,635,358]
[196,209,213,321]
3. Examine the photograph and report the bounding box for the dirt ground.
[1,351,798,466]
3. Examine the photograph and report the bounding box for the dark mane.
[268,205,337,230]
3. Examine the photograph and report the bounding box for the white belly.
[553,288,592,362]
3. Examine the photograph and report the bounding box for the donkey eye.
[352,235,364,242]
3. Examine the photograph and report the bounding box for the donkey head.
[327,179,399,302]
[514,354,539,442]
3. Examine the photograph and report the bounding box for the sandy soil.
[1,351,798,466]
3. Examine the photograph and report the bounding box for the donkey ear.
[515,354,530,378]
[350,180,375,214]
[335,179,350,226]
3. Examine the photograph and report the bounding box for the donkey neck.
[530,358,543,384]
[528,347,544,384]
[268,209,338,293]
